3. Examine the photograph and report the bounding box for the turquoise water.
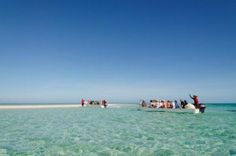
[0,104,236,156]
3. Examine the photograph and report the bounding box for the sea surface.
[0,103,236,156]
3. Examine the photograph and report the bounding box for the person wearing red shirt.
[81,98,85,107]
[189,94,199,108]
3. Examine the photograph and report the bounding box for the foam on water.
[0,104,236,155]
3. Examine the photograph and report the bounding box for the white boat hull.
[139,107,200,114]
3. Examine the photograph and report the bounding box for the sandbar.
[0,104,81,110]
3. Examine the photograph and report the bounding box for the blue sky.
[0,0,235,103]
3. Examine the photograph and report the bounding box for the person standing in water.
[103,100,108,108]
[189,94,199,108]
[81,98,85,107]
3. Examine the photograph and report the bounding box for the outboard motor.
[199,104,206,113]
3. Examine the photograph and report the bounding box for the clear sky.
[0,0,236,103]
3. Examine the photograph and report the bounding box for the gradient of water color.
[0,104,236,156]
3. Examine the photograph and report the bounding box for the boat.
[138,100,206,114]
[81,100,108,108]
[81,104,106,108]
[138,106,201,114]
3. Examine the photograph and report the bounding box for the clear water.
[0,104,236,156]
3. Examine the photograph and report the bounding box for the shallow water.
[0,104,236,156]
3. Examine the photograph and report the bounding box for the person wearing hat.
[189,94,199,108]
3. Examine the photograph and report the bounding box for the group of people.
[81,98,108,108]
[140,94,200,109]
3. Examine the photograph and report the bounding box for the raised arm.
[189,94,193,99]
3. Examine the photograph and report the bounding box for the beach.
[0,103,236,155]
[0,104,125,110]
[0,104,81,109]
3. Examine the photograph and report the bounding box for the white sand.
[0,104,81,110]
[0,104,131,110]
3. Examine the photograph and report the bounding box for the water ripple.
[0,106,236,155]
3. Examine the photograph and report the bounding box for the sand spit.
[0,104,81,110]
